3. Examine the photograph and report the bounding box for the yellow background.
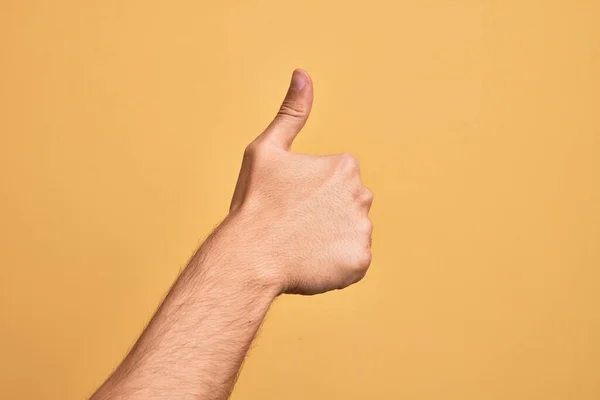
[1,1,599,399]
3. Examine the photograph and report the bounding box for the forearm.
[91,213,279,400]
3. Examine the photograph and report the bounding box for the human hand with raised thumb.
[225,69,373,295]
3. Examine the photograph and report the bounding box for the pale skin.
[90,69,374,400]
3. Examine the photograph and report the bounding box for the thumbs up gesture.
[227,70,373,295]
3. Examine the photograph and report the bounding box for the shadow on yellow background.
[1,1,598,399]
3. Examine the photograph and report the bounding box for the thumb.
[261,69,313,151]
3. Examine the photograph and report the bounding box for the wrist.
[190,210,284,300]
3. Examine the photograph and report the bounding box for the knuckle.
[363,188,374,204]
[278,100,306,120]
[243,146,254,161]
[354,186,374,204]
[362,218,373,234]
[244,141,269,161]
[355,218,372,234]
[337,153,360,172]
[339,245,373,289]
[244,141,258,157]
[355,248,372,271]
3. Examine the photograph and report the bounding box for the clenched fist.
[225,69,373,295]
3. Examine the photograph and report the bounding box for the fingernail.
[290,69,307,90]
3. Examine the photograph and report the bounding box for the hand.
[227,69,373,295]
